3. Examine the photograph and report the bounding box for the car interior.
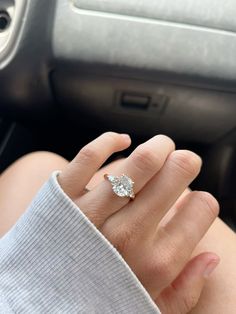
[0,0,236,227]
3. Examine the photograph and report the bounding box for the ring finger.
[77,135,175,227]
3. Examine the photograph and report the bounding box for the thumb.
[156,252,220,314]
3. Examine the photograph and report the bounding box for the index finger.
[58,132,131,198]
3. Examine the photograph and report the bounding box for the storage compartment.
[52,72,236,143]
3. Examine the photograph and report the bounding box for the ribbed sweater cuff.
[0,171,160,313]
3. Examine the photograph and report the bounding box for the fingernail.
[203,258,220,278]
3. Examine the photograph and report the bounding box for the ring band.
[104,174,135,200]
[83,187,90,194]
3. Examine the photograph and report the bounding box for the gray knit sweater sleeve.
[0,172,161,314]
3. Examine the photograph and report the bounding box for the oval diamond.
[107,174,134,198]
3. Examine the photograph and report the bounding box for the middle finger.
[105,150,202,236]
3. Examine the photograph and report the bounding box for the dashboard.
[0,0,236,143]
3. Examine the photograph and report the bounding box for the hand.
[58,132,220,314]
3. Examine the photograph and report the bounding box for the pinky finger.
[156,252,220,314]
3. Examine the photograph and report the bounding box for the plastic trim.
[0,0,28,68]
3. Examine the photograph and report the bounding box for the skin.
[0,133,235,313]
[88,158,236,313]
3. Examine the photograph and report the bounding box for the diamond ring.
[104,174,135,200]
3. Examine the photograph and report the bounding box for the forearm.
[190,218,236,313]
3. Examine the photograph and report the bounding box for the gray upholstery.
[75,0,236,32]
[53,0,236,83]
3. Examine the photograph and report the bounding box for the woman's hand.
[58,132,220,314]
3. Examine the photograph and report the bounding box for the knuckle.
[84,209,104,228]
[113,236,130,254]
[132,146,159,173]
[102,223,132,254]
[153,226,186,283]
[153,254,176,284]
[78,145,99,163]
[150,246,177,283]
[181,293,199,313]
[194,191,220,219]
[169,150,202,178]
